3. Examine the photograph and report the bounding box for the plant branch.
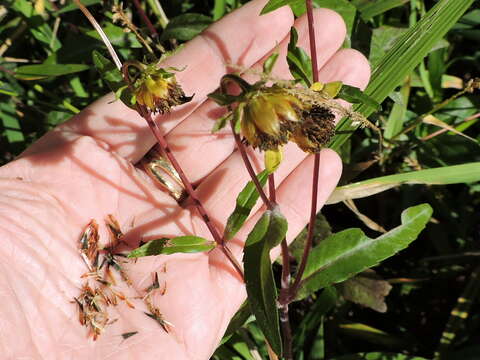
[140,108,244,279]
[131,0,159,40]
[231,122,273,210]
[285,0,321,303]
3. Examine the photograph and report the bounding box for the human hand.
[0,1,369,359]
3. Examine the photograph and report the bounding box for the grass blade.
[327,162,480,204]
[330,0,475,151]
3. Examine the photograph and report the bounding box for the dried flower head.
[124,61,192,114]
[214,82,337,154]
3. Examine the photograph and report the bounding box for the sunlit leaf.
[327,163,480,204]
[128,236,215,257]
[296,204,433,300]
[92,50,135,109]
[15,64,89,80]
[224,170,269,240]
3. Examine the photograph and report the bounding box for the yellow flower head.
[132,65,191,114]
[237,85,335,154]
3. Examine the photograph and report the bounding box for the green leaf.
[337,84,381,111]
[296,204,433,300]
[287,27,313,87]
[263,52,279,76]
[128,236,216,257]
[292,287,337,355]
[213,0,227,20]
[207,91,241,106]
[224,170,269,240]
[384,78,411,139]
[330,0,475,151]
[15,64,89,80]
[92,50,134,109]
[54,0,102,15]
[243,208,288,356]
[160,14,212,41]
[211,112,232,133]
[327,163,480,204]
[356,0,411,21]
[369,26,408,68]
[331,352,429,360]
[261,0,303,15]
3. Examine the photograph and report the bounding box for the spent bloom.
[125,61,192,114]
[237,85,336,154]
[208,73,368,172]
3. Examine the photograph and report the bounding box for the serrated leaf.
[128,236,215,257]
[243,208,288,356]
[160,13,212,41]
[296,204,433,300]
[92,50,134,109]
[287,27,313,87]
[339,270,392,313]
[224,170,269,240]
[15,64,89,80]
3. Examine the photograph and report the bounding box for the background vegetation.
[0,0,479,359]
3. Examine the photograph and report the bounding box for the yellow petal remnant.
[265,147,283,174]
[130,62,192,114]
[237,85,335,154]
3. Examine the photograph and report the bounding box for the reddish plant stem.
[139,107,244,280]
[285,0,321,303]
[231,123,273,210]
[131,0,159,39]
[268,174,276,204]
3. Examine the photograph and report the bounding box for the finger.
[162,8,347,184]
[21,0,293,162]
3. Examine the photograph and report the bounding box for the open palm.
[0,1,370,359]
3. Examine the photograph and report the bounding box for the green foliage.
[243,208,288,356]
[160,13,212,41]
[224,170,269,240]
[287,27,313,87]
[127,236,216,257]
[296,204,433,300]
